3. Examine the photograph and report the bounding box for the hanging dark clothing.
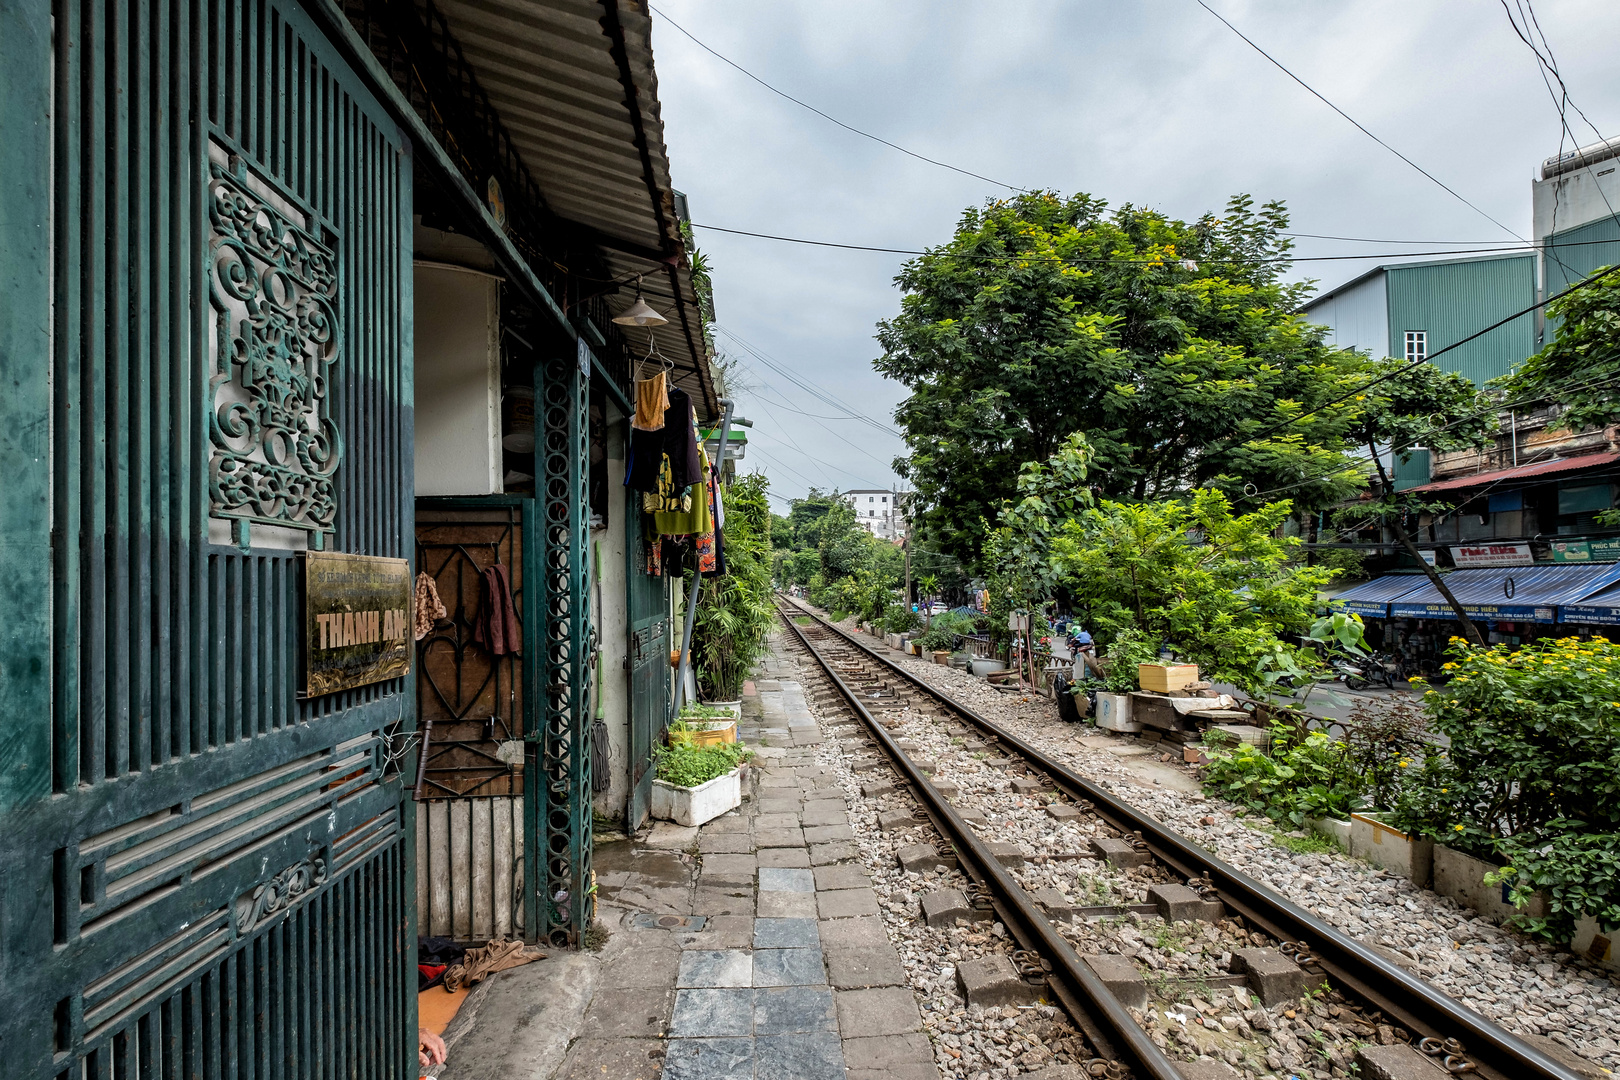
[626,425,664,492]
[472,563,521,656]
[662,387,703,489]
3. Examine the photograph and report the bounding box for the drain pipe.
[673,398,735,715]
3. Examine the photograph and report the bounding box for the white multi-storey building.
[841,489,907,542]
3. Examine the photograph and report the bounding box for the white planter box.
[885,633,904,650]
[1433,843,1548,924]
[1573,915,1620,970]
[1095,693,1141,732]
[698,700,742,719]
[1306,816,1351,852]
[652,768,743,828]
[1349,813,1433,887]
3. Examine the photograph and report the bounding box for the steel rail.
[777,604,1183,1080]
[787,599,1582,1080]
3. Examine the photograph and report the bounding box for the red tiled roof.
[1405,451,1620,494]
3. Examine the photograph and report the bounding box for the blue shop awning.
[1326,574,1433,617]
[1387,563,1620,622]
[1558,579,1620,625]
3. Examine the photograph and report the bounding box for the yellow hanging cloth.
[632,371,669,431]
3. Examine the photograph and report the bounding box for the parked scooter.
[1334,650,1404,690]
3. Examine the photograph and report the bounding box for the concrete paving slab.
[752,986,838,1034]
[600,944,681,989]
[755,846,812,868]
[818,916,889,948]
[697,854,756,887]
[809,841,859,865]
[683,915,753,951]
[841,1032,935,1072]
[803,824,856,843]
[753,827,806,848]
[812,863,871,891]
[753,917,820,949]
[692,888,755,917]
[669,988,755,1038]
[834,986,923,1038]
[755,1031,845,1080]
[751,812,802,831]
[554,1038,665,1080]
[698,833,754,855]
[824,945,908,989]
[799,805,848,827]
[661,1036,754,1080]
[818,888,881,919]
[757,891,819,919]
[757,866,815,892]
[645,822,699,849]
[580,987,674,1038]
[752,946,826,987]
[436,953,597,1080]
[677,949,753,989]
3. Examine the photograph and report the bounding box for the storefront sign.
[1551,540,1593,562]
[303,552,412,697]
[1594,538,1620,563]
[1450,543,1534,568]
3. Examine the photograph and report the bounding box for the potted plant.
[675,706,738,745]
[691,476,776,708]
[650,738,753,827]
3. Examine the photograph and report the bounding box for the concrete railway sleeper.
[776,598,1583,1080]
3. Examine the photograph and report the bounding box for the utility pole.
[902,524,912,614]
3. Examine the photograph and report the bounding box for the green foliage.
[692,474,775,702]
[913,610,980,653]
[653,738,752,788]
[1391,636,1620,939]
[982,432,1095,613]
[876,190,1376,567]
[1097,628,1160,693]
[1201,728,1358,827]
[880,606,920,634]
[1051,489,1341,695]
[1493,266,1620,432]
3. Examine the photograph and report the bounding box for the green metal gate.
[0,0,415,1075]
[625,509,672,829]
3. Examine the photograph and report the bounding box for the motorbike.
[1334,650,1404,690]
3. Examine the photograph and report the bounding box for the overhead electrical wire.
[717,324,903,440]
[1194,0,1523,241]
[647,4,1023,193]
[692,222,1620,265]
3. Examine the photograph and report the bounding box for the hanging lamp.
[611,275,668,327]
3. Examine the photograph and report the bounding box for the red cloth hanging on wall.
[472,564,521,656]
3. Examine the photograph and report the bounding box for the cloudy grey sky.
[647,0,1620,511]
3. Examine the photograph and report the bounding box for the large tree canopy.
[875,190,1373,565]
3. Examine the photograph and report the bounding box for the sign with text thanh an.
[302,551,412,698]
[1450,543,1534,568]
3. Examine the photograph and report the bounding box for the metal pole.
[673,398,734,715]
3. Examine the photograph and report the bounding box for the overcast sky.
[647,0,1620,511]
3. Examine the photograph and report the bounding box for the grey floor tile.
[670,988,756,1038]
[755,847,812,868]
[753,917,819,949]
[756,891,818,919]
[755,1031,846,1080]
[580,987,674,1037]
[757,867,815,893]
[752,947,825,987]
[752,986,838,1035]
[677,949,753,988]
[662,1036,756,1080]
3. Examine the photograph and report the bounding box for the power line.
[717,324,904,440]
[648,5,1022,193]
[693,221,1620,265]
[1194,0,1523,241]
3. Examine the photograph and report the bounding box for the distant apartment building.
[842,489,907,542]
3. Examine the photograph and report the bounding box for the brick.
[835,987,923,1038]
[1147,883,1224,922]
[818,888,881,920]
[1090,836,1151,868]
[985,841,1024,867]
[956,953,1040,1009]
[1232,947,1305,1007]
[1080,954,1146,1008]
[1354,1044,1449,1080]
[1045,803,1082,821]
[896,843,958,873]
[877,808,917,832]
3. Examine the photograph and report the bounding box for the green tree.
[691,474,776,700]
[875,190,1369,566]
[1494,265,1620,431]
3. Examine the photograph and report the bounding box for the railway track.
[776,597,1581,1080]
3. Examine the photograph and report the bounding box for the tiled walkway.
[655,646,936,1080]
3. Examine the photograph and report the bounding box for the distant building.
[1534,134,1620,298]
[841,489,907,542]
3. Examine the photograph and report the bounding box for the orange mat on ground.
[417,986,466,1037]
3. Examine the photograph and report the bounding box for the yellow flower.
[1441,788,1449,793]
[1398,761,1410,768]
[1454,824,1465,832]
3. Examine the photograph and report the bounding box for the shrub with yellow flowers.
[1391,635,1620,941]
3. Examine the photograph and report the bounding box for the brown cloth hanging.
[472,563,521,656]
[632,371,669,431]
[442,938,546,993]
[413,572,448,642]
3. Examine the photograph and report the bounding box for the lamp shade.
[612,295,668,327]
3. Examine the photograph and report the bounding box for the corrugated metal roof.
[1386,563,1620,621]
[1404,451,1620,494]
[433,0,716,414]
[1327,574,1431,617]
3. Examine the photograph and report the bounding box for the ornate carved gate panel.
[0,1,415,1076]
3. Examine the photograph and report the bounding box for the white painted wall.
[413,262,501,496]
[1534,168,1620,243]
[593,413,632,821]
[1301,271,1390,358]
